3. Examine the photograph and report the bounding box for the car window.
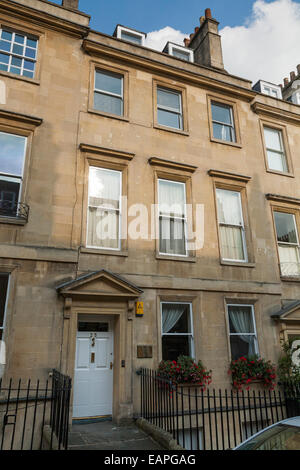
[237,425,300,450]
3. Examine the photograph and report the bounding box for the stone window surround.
[88,60,129,122]
[0,18,44,85]
[152,78,189,136]
[209,169,255,267]
[0,110,42,226]
[79,143,134,256]
[259,118,294,178]
[207,93,242,148]
[267,194,300,282]
[149,157,197,262]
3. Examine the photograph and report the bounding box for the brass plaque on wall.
[137,345,153,358]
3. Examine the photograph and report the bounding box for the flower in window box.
[157,355,212,390]
[229,355,277,391]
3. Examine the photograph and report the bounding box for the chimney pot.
[205,8,212,19]
[189,33,194,40]
[194,27,199,34]
[290,71,296,81]
[183,38,190,47]
[297,64,300,75]
[200,16,205,25]
[62,0,79,9]
[284,77,289,87]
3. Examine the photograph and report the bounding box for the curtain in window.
[219,226,244,260]
[278,245,300,276]
[229,306,256,356]
[87,168,121,249]
[162,304,187,333]
[159,180,186,255]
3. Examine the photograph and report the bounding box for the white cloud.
[146,0,300,86]
[145,26,187,51]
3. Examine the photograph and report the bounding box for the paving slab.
[68,420,163,451]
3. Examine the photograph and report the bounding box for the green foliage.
[157,355,212,389]
[277,337,300,385]
[228,355,276,391]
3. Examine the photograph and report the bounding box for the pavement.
[68,419,163,451]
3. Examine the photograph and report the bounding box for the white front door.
[73,327,114,418]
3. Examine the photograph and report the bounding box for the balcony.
[0,200,29,224]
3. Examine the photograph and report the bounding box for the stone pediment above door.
[271,301,300,323]
[56,269,143,299]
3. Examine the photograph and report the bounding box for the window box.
[158,355,212,389]
[228,355,277,391]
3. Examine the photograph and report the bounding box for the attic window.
[165,42,194,62]
[115,26,146,46]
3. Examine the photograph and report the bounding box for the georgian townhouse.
[0,0,299,423]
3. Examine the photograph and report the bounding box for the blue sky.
[57,0,287,35]
[52,0,300,84]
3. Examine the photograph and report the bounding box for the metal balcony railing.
[0,200,29,222]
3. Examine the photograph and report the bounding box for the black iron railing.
[0,369,71,450]
[138,369,300,451]
[0,200,29,222]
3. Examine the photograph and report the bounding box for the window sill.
[87,108,129,123]
[266,169,294,178]
[280,275,300,282]
[221,260,255,268]
[156,253,196,262]
[153,123,189,136]
[210,137,242,148]
[80,247,128,257]
[0,216,27,226]
[0,70,40,86]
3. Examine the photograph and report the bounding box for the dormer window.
[115,25,146,46]
[163,42,194,63]
[252,80,282,99]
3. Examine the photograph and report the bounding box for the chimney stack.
[297,64,300,76]
[290,71,296,81]
[62,0,79,9]
[188,8,225,70]
[283,77,289,87]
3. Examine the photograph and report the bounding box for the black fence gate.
[0,369,71,450]
[139,369,300,450]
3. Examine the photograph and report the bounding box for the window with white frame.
[116,26,145,46]
[94,69,123,116]
[0,273,9,341]
[227,304,258,360]
[274,211,300,276]
[87,167,122,250]
[216,188,247,262]
[0,28,38,78]
[167,43,194,62]
[0,132,27,216]
[211,101,236,142]
[158,179,187,256]
[262,85,280,98]
[264,127,288,173]
[161,302,194,361]
[157,87,183,130]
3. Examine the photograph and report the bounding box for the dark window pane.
[10,66,21,75]
[213,122,234,142]
[172,49,191,61]
[0,63,8,72]
[11,56,22,67]
[24,60,34,71]
[0,274,9,328]
[95,70,122,95]
[1,31,12,41]
[78,322,109,332]
[22,69,34,78]
[15,34,25,44]
[274,212,297,244]
[211,102,232,124]
[230,335,256,360]
[162,304,191,334]
[25,48,36,59]
[157,109,181,129]
[121,31,142,44]
[0,40,11,52]
[228,305,254,333]
[162,335,190,361]
[94,92,123,115]
[157,88,181,110]
[0,53,9,64]
[12,43,23,56]
[27,38,37,49]
[0,178,21,216]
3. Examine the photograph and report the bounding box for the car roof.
[280,416,300,427]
